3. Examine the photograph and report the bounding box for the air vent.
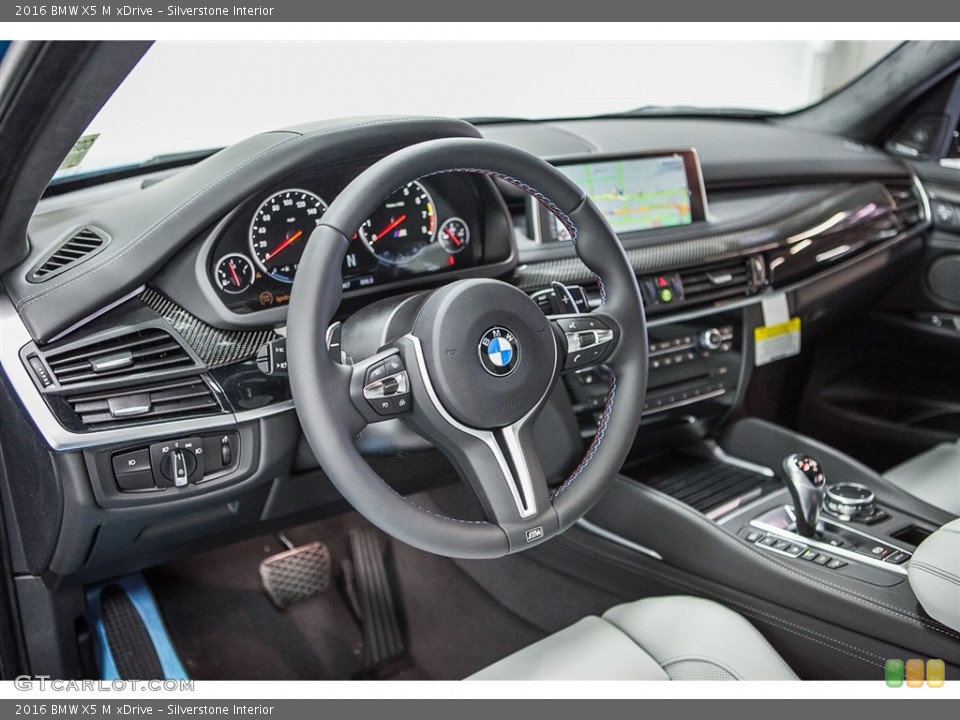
[45,328,196,387]
[884,180,923,231]
[64,376,221,429]
[28,227,109,282]
[678,257,761,307]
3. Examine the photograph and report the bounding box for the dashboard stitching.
[631,481,960,641]
[16,117,456,311]
[552,367,616,499]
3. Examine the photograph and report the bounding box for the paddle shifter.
[780,454,826,537]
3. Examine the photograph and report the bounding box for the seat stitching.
[630,481,960,641]
[604,599,799,678]
[17,116,454,310]
[910,563,960,587]
[659,655,743,681]
[606,560,884,670]
[584,529,911,666]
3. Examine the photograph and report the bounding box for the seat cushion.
[469,595,797,680]
[884,440,960,515]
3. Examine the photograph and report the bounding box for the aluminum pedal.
[259,541,331,609]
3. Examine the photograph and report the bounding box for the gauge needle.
[444,226,462,247]
[227,260,242,287]
[371,214,406,243]
[265,229,304,260]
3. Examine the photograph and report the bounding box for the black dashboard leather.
[5,116,482,344]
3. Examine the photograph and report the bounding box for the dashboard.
[206,170,498,314]
[0,113,935,585]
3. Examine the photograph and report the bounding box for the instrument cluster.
[208,170,487,314]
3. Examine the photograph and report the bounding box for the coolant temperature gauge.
[215,253,255,294]
[438,217,470,254]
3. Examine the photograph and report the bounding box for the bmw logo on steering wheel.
[478,326,520,377]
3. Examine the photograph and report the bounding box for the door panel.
[797,163,960,471]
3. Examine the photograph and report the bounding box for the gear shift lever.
[781,454,826,537]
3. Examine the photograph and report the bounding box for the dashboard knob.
[698,328,723,351]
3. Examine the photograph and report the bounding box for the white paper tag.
[761,293,790,326]
[755,317,802,366]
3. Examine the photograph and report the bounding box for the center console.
[581,416,960,677]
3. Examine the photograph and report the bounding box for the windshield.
[54,40,899,181]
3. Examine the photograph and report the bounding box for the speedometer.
[249,188,328,283]
[359,181,437,266]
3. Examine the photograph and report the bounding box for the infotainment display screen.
[530,149,708,241]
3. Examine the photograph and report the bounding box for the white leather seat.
[884,440,960,515]
[470,595,797,681]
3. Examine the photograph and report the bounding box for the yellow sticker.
[754,317,801,341]
[754,317,802,366]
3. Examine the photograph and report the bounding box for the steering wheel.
[287,138,647,559]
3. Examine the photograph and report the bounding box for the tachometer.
[249,188,328,283]
[359,182,436,265]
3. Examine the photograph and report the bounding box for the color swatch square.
[885,659,904,687]
[905,658,925,687]
[927,659,945,688]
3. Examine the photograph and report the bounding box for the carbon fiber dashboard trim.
[141,288,278,368]
[511,180,912,290]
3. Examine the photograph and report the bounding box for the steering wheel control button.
[362,358,412,417]
[478,327,520,377]
[365,362,388,384]
[256,337,289,376]
[370,397,397,415]
[384,356,405,375]
[556,316,615,370]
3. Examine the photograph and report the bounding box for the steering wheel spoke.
[551,312,620,373]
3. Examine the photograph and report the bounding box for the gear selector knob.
[781,453,826,537]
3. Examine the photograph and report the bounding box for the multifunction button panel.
[362,353,412,417]
[111,432,239,492]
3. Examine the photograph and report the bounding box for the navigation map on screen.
[557,155,694,235]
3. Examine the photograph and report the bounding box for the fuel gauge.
[439,217,470,254]
[215,253,255,294]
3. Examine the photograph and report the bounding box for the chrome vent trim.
[64,375,221,429]
[678,257,757,307]
[45,327,196,386]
